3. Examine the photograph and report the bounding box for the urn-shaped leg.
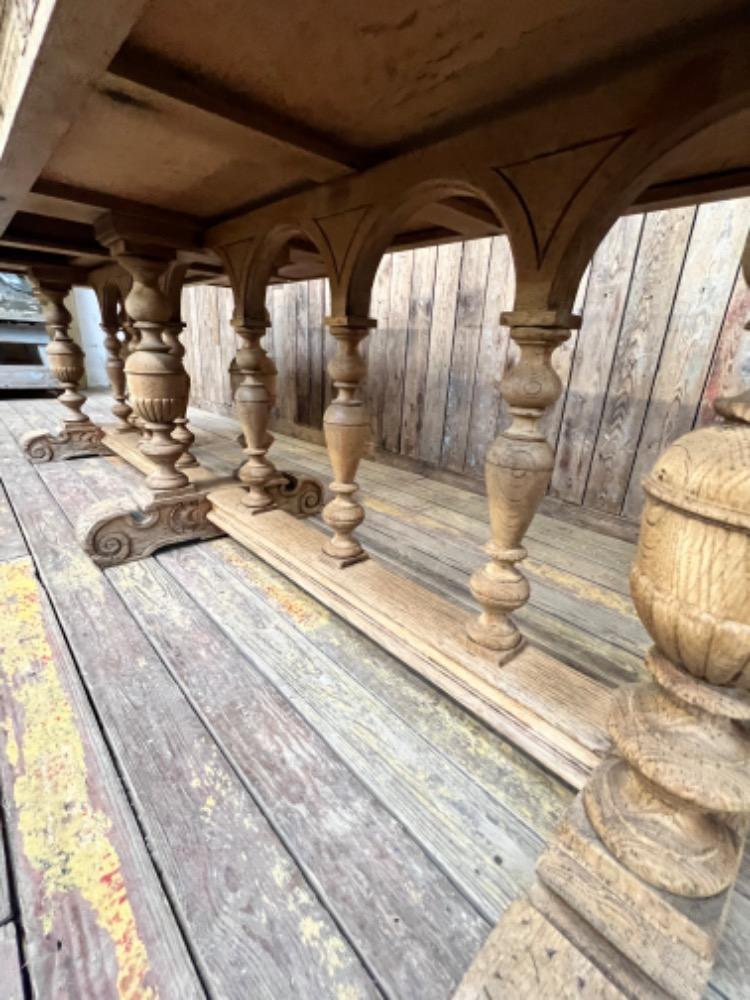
[321,317,374,566]
[468,316,571,660]
[322,397,370,564]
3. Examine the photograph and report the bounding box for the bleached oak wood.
[321,315,376,565]
[21,265,111,463]
[454,899,627,1000]
[467,309,578,658]
[207,485,609,787]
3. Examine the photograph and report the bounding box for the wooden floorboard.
[0,923,24,1000]
[0,550,203,998]
[3,392,750,999]
[110,552,490,999]
[29,461,382,1000]
[176,400,647,688]
[33,441,494,999]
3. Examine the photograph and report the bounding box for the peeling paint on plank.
[0,557,157,999]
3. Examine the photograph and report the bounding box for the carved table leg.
[77,250,222,566]
[232,322,323,517]
[122,314,145,434]
[102,307,133,432]
[321,316,375,566]
[22,269,111,463]
[162,319,197,467]
[467,310,576,661]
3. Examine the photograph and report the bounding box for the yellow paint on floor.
[216,538,330,631]
[525,558,638,618]
[0,558,157,999]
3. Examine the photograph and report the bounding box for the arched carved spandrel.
[538,90,750,313]
[338,178,523,317]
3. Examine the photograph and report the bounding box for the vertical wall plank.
[622,199,750,518]
[542,263,592,447]
[294,281,311,426]
[401,246,438,459]
[695,268,750,426]
[550,213,644,504]
[184,197,749,523]
[441,239,492,472]
[464,235,516,475]
[419,243,463,465]
[382,250,415,453]
[584,206,695,513]
[270,285,297,423]
[307,279,326,427]
[366,254,393,442]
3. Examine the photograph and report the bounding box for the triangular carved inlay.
[493,132,631,265]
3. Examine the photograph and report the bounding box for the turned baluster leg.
[467,310,577,660]
[162,320,197,467]
[233,321,278,509]
[102,315,132,432]
[21,268,109,462]
[321,315,375,566]
[117,253,190,494]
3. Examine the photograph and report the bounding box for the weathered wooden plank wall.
[182,197,750,521]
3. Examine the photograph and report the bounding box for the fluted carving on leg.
[322,316,375,566]
[121,313,146,435]
[118,254,190,494]
[468,311,575,659]
[162,319,198,467]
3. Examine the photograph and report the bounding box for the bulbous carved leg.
[582,435,750,898]
[162,320,197,467]
[233,322,277,510]
[231,322,323,517]
[102,318,133,432]
[321,317,375,566]
[468,313,572,659]
[22,273,110,462]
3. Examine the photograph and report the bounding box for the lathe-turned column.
[101,311,132,432]
[118,254,190,491]
[321,315,375,566]
[162,319,197,467]
[22,268,110,462]
[233,320,277,509]
[467,309,578,660]
[231,320,323,516]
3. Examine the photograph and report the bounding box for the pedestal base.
[537,793,741,1000]
[207,484,612,787]
[22,423,110,463]
[77,486,224,567]
[103,426,324,519]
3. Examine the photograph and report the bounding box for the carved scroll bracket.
[77,488,224,567]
